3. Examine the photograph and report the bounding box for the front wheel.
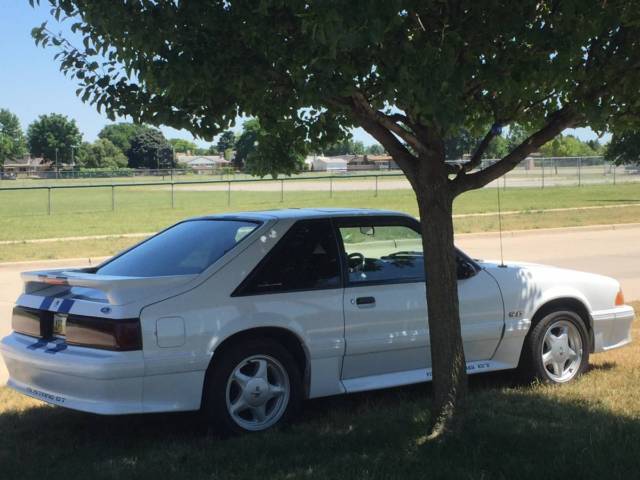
[202,339,302,435]
[521,310,590,383]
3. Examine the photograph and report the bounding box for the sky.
[0,0,605,149]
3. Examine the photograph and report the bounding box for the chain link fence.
[0,156,638,218]
[478,156,639,188]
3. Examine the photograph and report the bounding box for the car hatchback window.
[97,219,259,277]
[237,219,341,295]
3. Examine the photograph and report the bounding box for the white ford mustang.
[0,208,634,433]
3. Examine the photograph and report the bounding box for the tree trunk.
[413,159,468,439]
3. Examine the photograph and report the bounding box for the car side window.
[237,219,341,295]
[339,224,424,284]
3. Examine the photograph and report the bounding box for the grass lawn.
[1,302,638,479]
[0,183,639,261]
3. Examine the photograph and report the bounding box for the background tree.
[75,138,127,169]
[445,128,509,161]
[234,119,260,169]
[127,129,174,169]
[321,134,366,156]
[33,0,640,437]
[0,108,27,167]
[98,123,153,156]
[236,119,306,177]
[586,139,605,155]
[539,134,599,157]
[365,144,386,155]
[605,132,640,165]
[26,113,82,165]
[169,138,198,154]
[216,131,236,154]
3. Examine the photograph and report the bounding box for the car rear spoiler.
[21,269,197,305]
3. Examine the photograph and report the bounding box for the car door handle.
[355,296,376,307]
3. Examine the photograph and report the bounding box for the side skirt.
[341,360,514,394]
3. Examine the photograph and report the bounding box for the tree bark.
[412,158,468,439]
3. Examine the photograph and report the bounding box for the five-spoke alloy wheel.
[225,355,290,431]
[203,338,302,435]
[522,310,590,384]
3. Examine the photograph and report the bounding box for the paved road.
[1,224,638,386]
[455,224,640,301]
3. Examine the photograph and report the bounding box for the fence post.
[541,158,545,189]
[111,185,115,211]
[47,187,51,215]
[280,179,284,202]
[374,175,378,197]
[171,182,175,208]
[578,157,582,186]
[613,163,617,185]
[227,181,231,206]
[329,176,333,198]
[503,173,507,190]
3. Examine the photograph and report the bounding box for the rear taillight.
[11,307,44,338]
[615,289,625,306]
[66,315,142,351]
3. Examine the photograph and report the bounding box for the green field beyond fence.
[1,164,639,220]
[1,183,640,244]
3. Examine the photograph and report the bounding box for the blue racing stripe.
[57,299,74,314]
[39,297,54,311]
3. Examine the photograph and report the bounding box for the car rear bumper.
[591,305,635,353]
[0,332,145,414]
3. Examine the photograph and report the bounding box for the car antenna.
[496,181,506,268]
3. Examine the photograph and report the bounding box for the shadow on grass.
[588,361,618,372]
[587,198,640,203]
[1,371,639,480]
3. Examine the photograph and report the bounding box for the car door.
[336,216,504,383]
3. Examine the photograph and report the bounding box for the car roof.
[191,208,413,222]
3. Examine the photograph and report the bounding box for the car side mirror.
[457,260,477,280]
[359,226,375,236]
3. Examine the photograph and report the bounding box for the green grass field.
[1,183,639,261]
[0,302,638,480]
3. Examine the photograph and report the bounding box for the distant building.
[365,154,396,169]
[176,154,231,173]
[305,155,349,172]
[2,156,51,175]
[346,154,396,170]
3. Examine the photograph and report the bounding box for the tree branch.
[328,96,420,186]
[461,125,499,173]
[358,116,420,186]
[451,106,577,194]
[350,92,431,155]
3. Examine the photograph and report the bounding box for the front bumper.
[591,305,635,353]
[0,332,145,414]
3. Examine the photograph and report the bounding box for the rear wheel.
[203,338,302,434]
[521,310,589,383]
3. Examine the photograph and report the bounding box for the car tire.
[520,310,590,384]
[202,338,302,435]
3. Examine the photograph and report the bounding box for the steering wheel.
[347,252,365,271]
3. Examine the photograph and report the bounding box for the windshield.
[97,219,260,277]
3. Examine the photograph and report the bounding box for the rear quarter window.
[96,219,260,277]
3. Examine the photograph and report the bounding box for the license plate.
[53,313,67,337]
